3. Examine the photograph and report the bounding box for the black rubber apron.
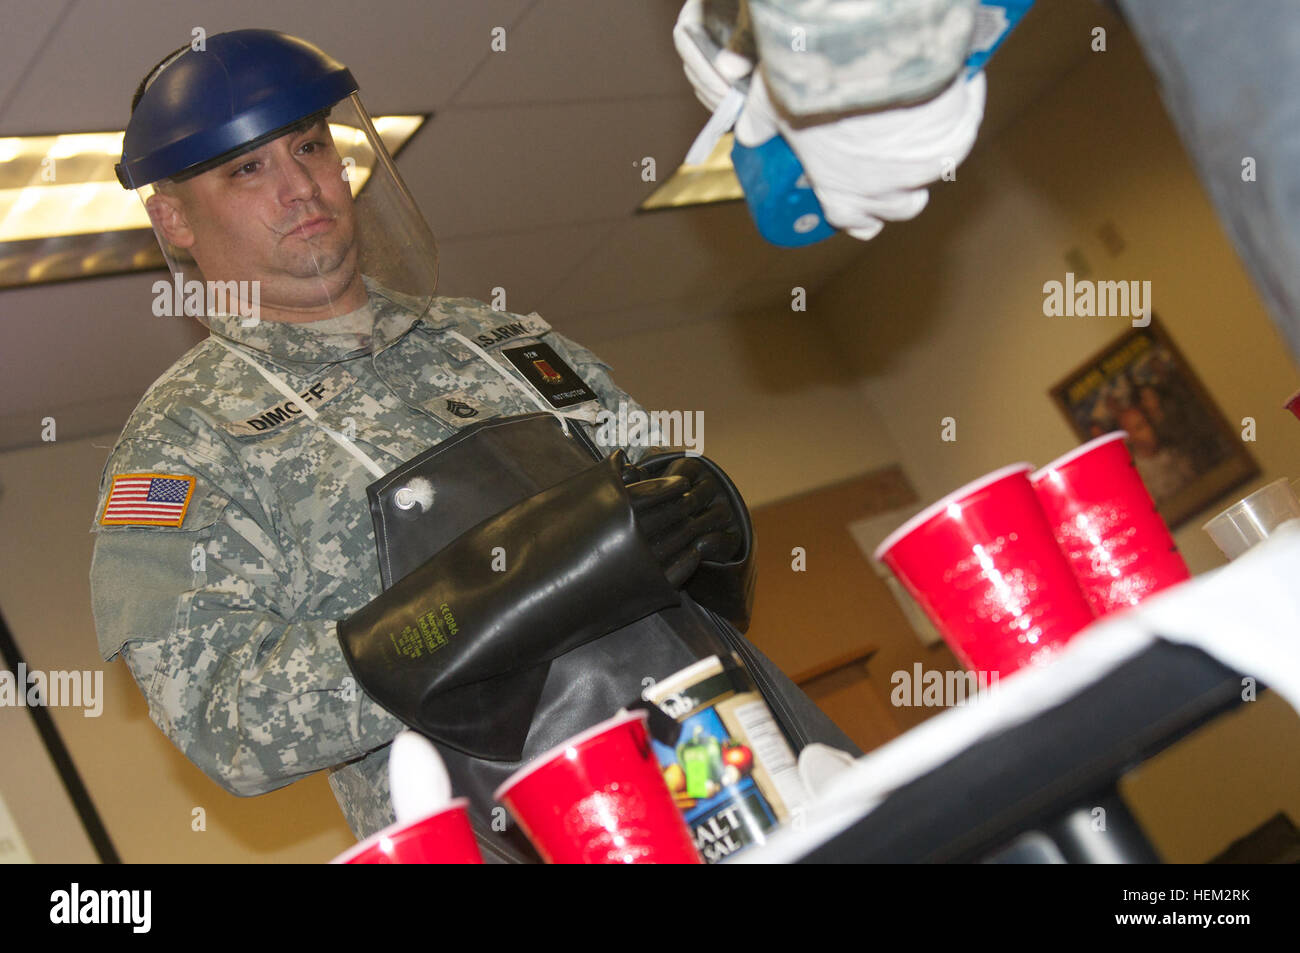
[365,412,859,862]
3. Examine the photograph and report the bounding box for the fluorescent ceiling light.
[0,116,425,288]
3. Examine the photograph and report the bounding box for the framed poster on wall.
[1049,316,1259,529]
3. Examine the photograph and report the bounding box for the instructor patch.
[100,473,197,527]
[500,342,598,409]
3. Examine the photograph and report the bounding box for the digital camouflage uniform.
[743,0,975,115]
[90,282,647,840]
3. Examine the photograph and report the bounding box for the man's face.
[151,117,360,314]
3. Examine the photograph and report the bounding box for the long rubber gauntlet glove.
[338,452,682,762]
[639,453,757,633]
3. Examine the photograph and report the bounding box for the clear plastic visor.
[129,93,436,327]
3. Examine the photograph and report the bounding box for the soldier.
[93,29,855,861]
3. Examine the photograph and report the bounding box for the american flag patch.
[100,473,197,527]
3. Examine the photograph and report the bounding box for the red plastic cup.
[330,799,483,864]
[494,710,702,864]
[1285,387,1300,422]
[1031,431,1190,616]
[874,464,1096,676]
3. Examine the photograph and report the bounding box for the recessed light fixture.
[638,132,744,212]
[0,115,426,289]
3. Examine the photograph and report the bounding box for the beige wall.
[820,29,1300,573]
[0,436,358,862]
[588,310,903,507]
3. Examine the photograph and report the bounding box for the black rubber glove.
[624,456,743,586]
[338,450,723,761]
[633,453,756,632]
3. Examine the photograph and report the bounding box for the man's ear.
[145,189,195,249]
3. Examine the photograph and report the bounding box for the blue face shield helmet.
[118,29,437,323]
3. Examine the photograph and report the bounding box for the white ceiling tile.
[546,293,735,348]
[0,0,533,133]
[1,272,207,440]
[454,0,690,106]
[0,394,141,450]
[403,95,703,238]
[759,233,871,285]
[721,279,810,318]
[538,202,778,316]
[0,0,75,130]
[433,219,618,310]
[979,0,1109,141]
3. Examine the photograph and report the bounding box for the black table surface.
[796,641,1247,863]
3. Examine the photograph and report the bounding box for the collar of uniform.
[204,277,453,364]
[412,297,483,365]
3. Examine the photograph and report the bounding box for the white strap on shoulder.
[216,337,388,479]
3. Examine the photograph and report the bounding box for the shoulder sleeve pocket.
[90,465,233,661]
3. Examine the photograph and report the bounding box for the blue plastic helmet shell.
[117,29,358,189]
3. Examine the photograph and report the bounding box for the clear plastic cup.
[1202,478,1300,560]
